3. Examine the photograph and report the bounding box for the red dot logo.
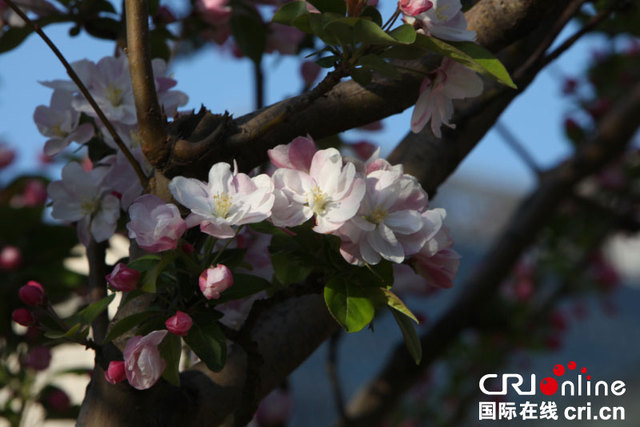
[540,377,558,396]
[568,361,577,370]
[581,367,588,374]
[553,364,565,376]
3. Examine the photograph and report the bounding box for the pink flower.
[0,245,22,271]
[411,217,460,288]
[18,280,46,306]
[268,136,317,173]
[411,58,483,137]
[46,389,71,413]
[12,308,35,326]
[165,311,193,336]
[105,263,140,292]
[256,388,293,426]
[0,143,16,168]
[271,146,366,233]
[123,330,168,390]
[199,264,234,300]
[10,179,48,207]
[25,345,52,371]
[300,61,322,88]
[399,0,432,16]
[266,23,305,55]
[197,0,231,25]
[104,360,127,384]
[169,162,274,239]
[350,141,377,161]
[127,195,187,252]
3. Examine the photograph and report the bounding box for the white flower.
[337,169,436,265]
[47,162,120,246]
[33,90,94,156]
[411,58,483,137]
[127,194,187,253]
[169,162,274,239]
[271,147,366,233]
[99,148,151,209]
[405,0,476,42]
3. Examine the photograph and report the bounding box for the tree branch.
[343,82,640,426]
[125,0,168,168]
[87,239,109,343]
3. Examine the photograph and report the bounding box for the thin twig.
[4,0,148,189]
[494,121,542,177]
[538,1,622,70]
[125,0,168,169]
[254,62,265,110]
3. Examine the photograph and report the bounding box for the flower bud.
[165,311,193,336]
[199,264,233,300]
[181,242,195,254]
[18,280,46,306]
[105,263,140,292]
[0,144,16,169]
[0,245,22,271]
[104,360,127,384]
[12,308,35,326]
[25,345,52,371]
[46,389,71,413]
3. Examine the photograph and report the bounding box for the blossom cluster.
[41,53,188,245]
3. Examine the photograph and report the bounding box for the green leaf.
[272,1,308,25]
[128,255,162,273]
[324,279,375,332]
[381,289,418,323]
[354,20,415,46]
[140,252,176,293]
[183,316,226,372]
[159,333,182,387]
[308,0,346,15]
[271,253,313,285]
[44,323,85,340]
[360,6,382,27]
[102,310,162,344]
[231,11,267,64]
[324,18,355,46]
[215,274,271,304]
[316,55,339,68]
[381,45,424,60]
[71,293,116,326]
[358,54,401,79]
[390,308,422,364]
[414,35,516,88]
[388,24,416,44]
[351,67,372,86]
[0,26,33,54]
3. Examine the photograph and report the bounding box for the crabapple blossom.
[165,311,193,336]
[47,162,120,245]
[197,0,231,26]
[199,264,233,300]
[411,58,483,137]
[105,361,126,384]
[100,148,152,209]
[0,245,22,270]
[18,281,45,306]
[399,0,432,17]
[24,345,51,371]
[336,169,435,265]
[271,146,365,233]
[10,179,48,207]
[46,389,71,413]
[169,162,274,239]
[123,330,168,390]
[127,194,187,252]
[12,308,35,326]
[105,263,140,292]
[268,135,317,173]
[411,211,460,288]
[404,0,475,42]
[33,89,94,156]
[266,23,305,55]
[0,143,15,168]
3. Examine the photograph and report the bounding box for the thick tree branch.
[343,82,640,426]
[125,0,168,168]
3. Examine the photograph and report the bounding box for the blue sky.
[0,11,605,193]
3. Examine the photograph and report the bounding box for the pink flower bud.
[300,61,321,87]
[46,389,71,413]
[12,308,35,326]
[165,311,193,336]
[18,280,46,306]
[399,0,432,16]
[199,264,233,300]
[11,179,48,207]
[124,330,168,390]
[105,263,140,292]
[25,345,52,371]
[181,242,195,254]
[104,360,127,384]
[0,245,22,271]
